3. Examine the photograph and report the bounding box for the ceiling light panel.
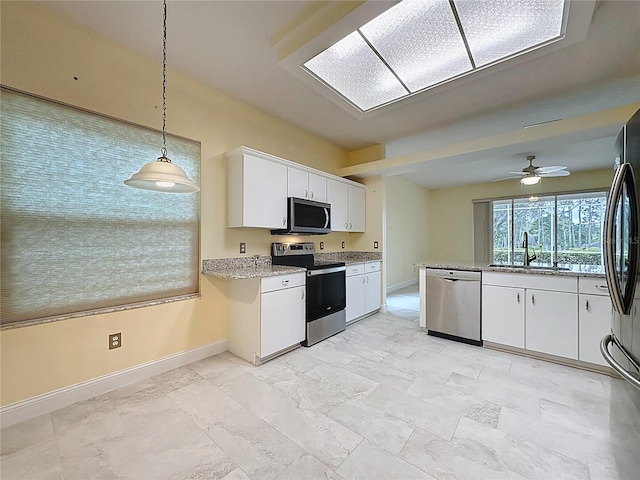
[359,0,472,93]
[454,0,566,67]
[303,31,408,111]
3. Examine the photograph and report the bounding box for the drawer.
[261,272,305,293]
[578,277,610,296]
[365,261,381,273]
[346,263,365,277]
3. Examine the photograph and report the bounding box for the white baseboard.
[0,340,227,428]
[386,278,418,294]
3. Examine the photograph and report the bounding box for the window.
[490,192,607,268]
[0,88,200,328]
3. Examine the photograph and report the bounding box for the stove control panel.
[272,242,315,256]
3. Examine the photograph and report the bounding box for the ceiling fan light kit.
[498,155,570,185]
[521,175,541,185]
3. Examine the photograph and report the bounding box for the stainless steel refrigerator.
[601,107,640,477]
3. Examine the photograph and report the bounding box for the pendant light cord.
[161,0,168,160]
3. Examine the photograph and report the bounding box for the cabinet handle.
[349,222,353,230]
[301,290,305,300]
[361,277,365,284]
[282,216,287,226]
[310,191,314,199]
[595,285,608,291]
[531,294,535,305]
[353,268,358,273]
[517,292,520,303]
[585,299,589,311]
[345,222,348,229]
[366,276,369,283]
[305,189,308,198]
[282,280,289,286]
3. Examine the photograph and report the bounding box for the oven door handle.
[307,266,346,276]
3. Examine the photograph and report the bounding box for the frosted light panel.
[455,0,565,67]
[303,31,407,111]
[360,0,472,92]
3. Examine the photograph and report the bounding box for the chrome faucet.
[522,232,537,266]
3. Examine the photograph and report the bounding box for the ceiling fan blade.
[539,170,570,177]
[508,171,528,176]
[535,165,567,174]
[493,175,524,182]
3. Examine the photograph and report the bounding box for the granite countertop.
[202,256,305,279]
[415,262,605,278]
[202,251,382,279]
[315,251,382,265]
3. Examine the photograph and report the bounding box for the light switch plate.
[342,241,345,249]
[374,241,379,249]
[319,241,324,250]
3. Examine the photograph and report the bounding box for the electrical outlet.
[342,241,345,249]
[109,333,121,350]
[319,241,324,250]
[239,242,246,254]
[374,241,379,249]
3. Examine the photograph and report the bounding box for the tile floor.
[2,286,639,479]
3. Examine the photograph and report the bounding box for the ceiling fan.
[499,155,570,185]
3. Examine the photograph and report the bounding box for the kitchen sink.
[488,264,571,271]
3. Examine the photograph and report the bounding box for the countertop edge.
[415,262,605,278]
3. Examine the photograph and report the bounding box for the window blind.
[0,88,200,327]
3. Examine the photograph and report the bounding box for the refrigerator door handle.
[603,162,639,315]
[600,334,640,391]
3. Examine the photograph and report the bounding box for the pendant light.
[125,0,199,193]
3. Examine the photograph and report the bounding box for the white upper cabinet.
[327,178,365,232]
[327,178,348,231]
[287,167,327,202]
[227,146,365,233]
[348,184,366,232]
[308,172,327,202]
[227,150,288,229]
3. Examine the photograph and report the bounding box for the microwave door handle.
[323,208,329,229]
[604,163,628,315]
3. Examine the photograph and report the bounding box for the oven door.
[306,267,346,322]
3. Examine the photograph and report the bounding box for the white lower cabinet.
[227,272,305,364]
[346,261,381,323]
[482,285,525,348]
[578,278,612,366]
[525,289,578,359]
[482,272,582,362]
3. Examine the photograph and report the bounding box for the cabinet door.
[287,167,308,199]
[526,289,578,359]
[482,285,525,348]
[327,179,348,232]
[261,285,305,358]
[346,274,365,322]
[579,293,612,366]
[364,271,382,314]
[308,173,327,202]
[244,154,288,228]
[348,185,366,232]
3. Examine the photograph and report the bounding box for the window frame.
[473,188,608,267]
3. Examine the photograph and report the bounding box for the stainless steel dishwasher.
[426,268,482,345]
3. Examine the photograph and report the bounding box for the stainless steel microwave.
[271,197,331,235]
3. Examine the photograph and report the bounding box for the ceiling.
[35,0,640,189]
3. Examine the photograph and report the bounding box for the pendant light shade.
[125,151,199,193]
[124,0,199,194]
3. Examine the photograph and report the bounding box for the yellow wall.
[425,168,614,263]
[0,2,352,406]
[385,177,430,289]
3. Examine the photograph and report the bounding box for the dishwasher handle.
[426,268,481,282]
